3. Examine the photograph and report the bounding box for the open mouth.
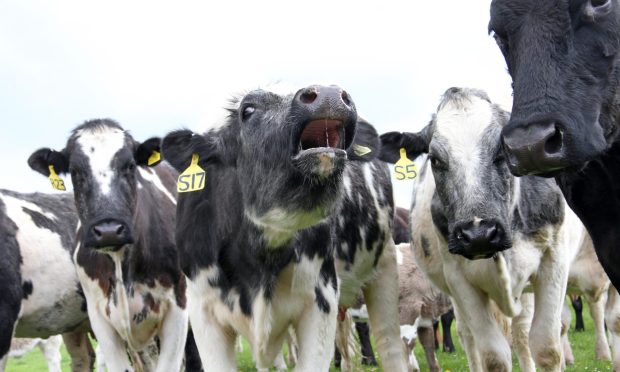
[299,119,345,151]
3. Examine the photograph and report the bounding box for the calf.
[0,190,93,372]
[28,120,188,372]
[8,336,63,372]
[162,85,406,371]
[380,87,575,371]
[489,0,620,291]
[396,243,452,372]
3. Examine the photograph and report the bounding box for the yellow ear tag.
[394,148,417,181]
[353,144,372,157]
[177,154,206,193]
[48,165,66,191]
[147,151,161,166]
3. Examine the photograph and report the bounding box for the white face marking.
[137,167,176,205]
[433,96,495,200]
[76,127,126,196]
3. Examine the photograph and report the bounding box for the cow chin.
[291,148,347,179]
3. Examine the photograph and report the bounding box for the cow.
[395,242,452,372]
[380,87,576,371]
[8,336,63,372]
[28,119,188,372]
[161,84,407,371]
[488,0,620,293]
[0,189,94,372]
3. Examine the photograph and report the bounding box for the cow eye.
[429,155,447,170]
[241,105,255,121]
[122,162,136,173]
[493,152,506,165]
[584,0,612,19]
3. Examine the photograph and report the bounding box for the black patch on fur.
[314,286,330,314]
[22,280,33,300]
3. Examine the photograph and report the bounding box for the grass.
[6,300,614,371]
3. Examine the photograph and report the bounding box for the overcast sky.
[0,0,512,208]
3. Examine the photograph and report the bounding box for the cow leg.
[335,312,355,372]
[448,278,509,372]
[62,330,95,372]
[418,319,440,372]
[561,299,574,367]
[571,295,585,331]
[362,239,408,372]
[605,286,620,371]
[187,279,236,372]
[529,250,568,372]
[88,310,134,372]
[441,310,456,353]
[404,338,419,372]
[38,335,62,372]
[294,285,337,372]
[355,322,377,366]
[512,293,535,372]
[286,327,298,367]
[452,304,482,372]
[586,293,611,360]
[154,304,188,372]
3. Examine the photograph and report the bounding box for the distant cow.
[162,85,407,371]
[489,0,620,294]
[8,336,63,372]
[380,88,576,371]
[396,243,452,372]
[28,120,188,372]
[0,190,93,372]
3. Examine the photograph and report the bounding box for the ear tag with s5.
[394,148,417,180]
[353,144,372,157]
[48,165,66,191]
[177,154,206,193]
[147,150,161,166]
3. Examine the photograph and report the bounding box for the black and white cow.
[488,0,620,291]
[0,189,93,372]
[162,84,407,371]
[380,88,577,371]
[28,120,188,372]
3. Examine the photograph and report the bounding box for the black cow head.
[490,0,620,176]
[380,87,513,259]
[28,119,162,252]
[162,85,363,244]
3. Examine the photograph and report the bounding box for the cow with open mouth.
[488,0,620,291]
[28,120,188,372]
[162,84,407,371]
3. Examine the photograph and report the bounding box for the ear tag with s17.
[48,165,66,191]
[177,154,206,193]
[147,150,161,166]
[394,148,417,180]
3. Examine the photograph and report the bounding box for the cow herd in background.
[2,1,620,371]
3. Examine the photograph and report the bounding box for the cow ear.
[27,148,69,176]
[135,137,163,167]
[379,124,431,164]
[346,118,380,162]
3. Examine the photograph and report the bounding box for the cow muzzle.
[85,219,134,251]
[448,219,511,260]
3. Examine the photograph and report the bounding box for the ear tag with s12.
[394,148,417,180]
[177,154,206,193]
[48,165,66,191]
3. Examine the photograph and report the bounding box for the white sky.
[0,0,512,208]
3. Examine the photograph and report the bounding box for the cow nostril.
[486,224,498,241]
[116,224,124,236]
[341,91,351,106]
[93,227,102,238]
[544,125,564,155]
[455,227,469,243]
[299,90,318,104]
